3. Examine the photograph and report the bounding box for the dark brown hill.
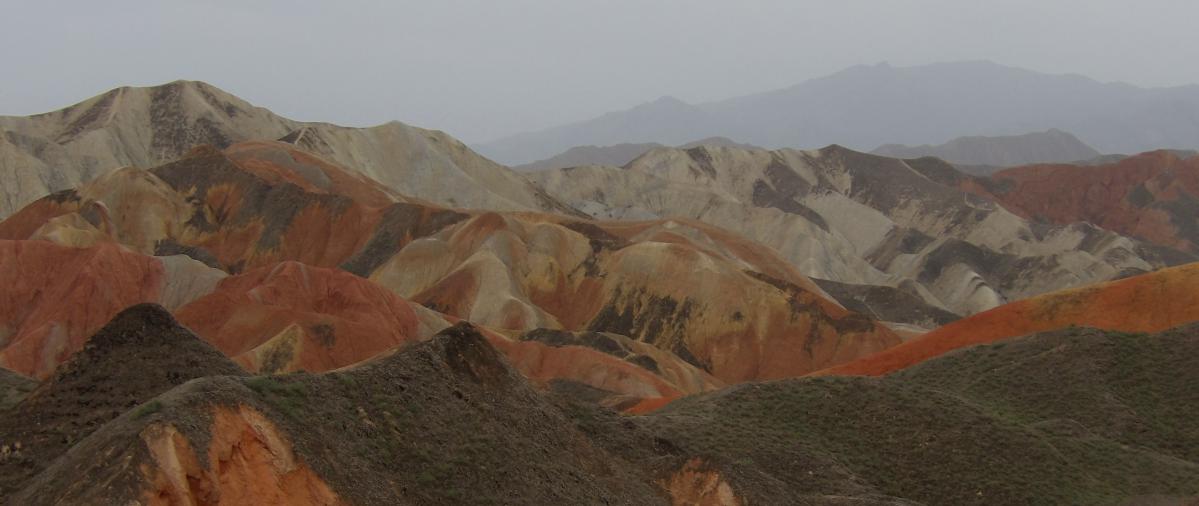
[8,321,667,505]
[0,303,246,498]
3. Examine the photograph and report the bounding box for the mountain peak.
[0,302,246,496]
[649,95,688,106]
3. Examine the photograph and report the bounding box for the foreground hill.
[0,141,898,386]
[871,129,1100,167]
[479,61,1199,165]
[956,150,1199,254]
[4,318,666,504]
[819,261,1199,377]
[11,305,1196,504]
[0,304,248,498]
[531,144,1187,318]
[629,324,1199,505]
[0,80,578,218]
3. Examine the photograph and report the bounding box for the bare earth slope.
[0,141,899,386]
[959,150,1199,254]
[0,240,225,378]
[531,144,1188,317]
[0,80,578,218]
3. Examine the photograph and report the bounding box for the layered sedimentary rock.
[819,262,1199,376]
[955,150,1199,254]
[531,144,1184,317]
[0,141,898,386]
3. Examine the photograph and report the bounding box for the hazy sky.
[2,0,1198,142]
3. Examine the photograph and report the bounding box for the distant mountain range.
[477,61,1199,165]
[872,129,1100,167]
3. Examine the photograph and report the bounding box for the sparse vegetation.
[631,325,1199,505]
[245,375,309,418]
[132,400,163,419]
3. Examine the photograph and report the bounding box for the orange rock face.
[490,337,691,402]
[374,213,900,383]
[964,151,1199,252]
[175,261,424,373]
[142,404,342,505]
[818,262,1199,376]
[0,240,164,378]
[660,458,744,506]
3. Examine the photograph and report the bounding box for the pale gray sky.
[2,0,1197,142]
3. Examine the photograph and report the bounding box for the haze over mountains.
[872,129,1101,168]
[2,75,1199,504]
[518,129,1101,175]
[478,61,1199,165]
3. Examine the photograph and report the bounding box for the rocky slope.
[0,80,578,218]
[0,371,33,412]
[531,144,1188,318]
[872,129,1100,167]
[955,150,1199,254]
[819,261,1199,377]
[0,141,899,386]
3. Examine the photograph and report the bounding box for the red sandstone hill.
[0,240,224,378]
[0,141,898,389]
[817,262,1199,377]
[962,150,1199,253]
[174,261,432,374]
[171,260,712,406]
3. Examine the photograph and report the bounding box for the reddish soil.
[0,241,164,378]
[817,262,1199,376]
[964,150,1199,252]
[175,261,422,373]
